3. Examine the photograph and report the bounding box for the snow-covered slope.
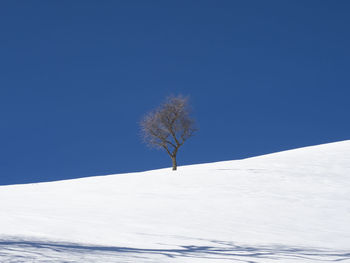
[0,141,350,263]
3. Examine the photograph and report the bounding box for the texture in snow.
[0,140,350,262]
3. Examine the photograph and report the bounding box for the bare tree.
[140,95,196,171]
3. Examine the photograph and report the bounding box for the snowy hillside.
[0,140,350,263]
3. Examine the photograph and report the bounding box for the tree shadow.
[0,237,349,262]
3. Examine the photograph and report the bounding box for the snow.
[0,140,350,262]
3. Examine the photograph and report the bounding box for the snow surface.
[0,140,350,262]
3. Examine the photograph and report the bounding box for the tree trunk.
[171,156,177,171]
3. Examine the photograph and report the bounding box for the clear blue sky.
[1,1,349,185]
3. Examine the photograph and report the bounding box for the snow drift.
[0,140,349,262]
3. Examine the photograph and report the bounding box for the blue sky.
[1,1,349,185]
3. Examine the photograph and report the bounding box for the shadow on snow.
[0,238,349,262]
